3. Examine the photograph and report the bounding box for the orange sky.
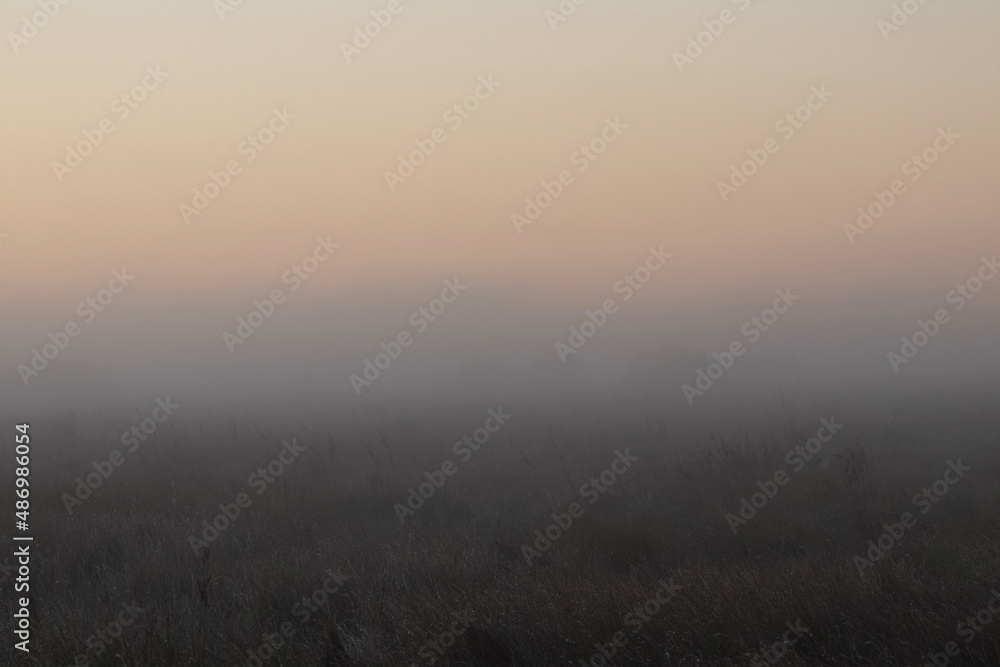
[2,0,998,410]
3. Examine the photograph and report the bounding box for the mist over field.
[2,0,1000,665]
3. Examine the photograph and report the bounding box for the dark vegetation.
[5,397,1000,665]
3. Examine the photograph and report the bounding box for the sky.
[2,0,998,415]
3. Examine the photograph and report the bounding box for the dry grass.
[5,403,1000,665]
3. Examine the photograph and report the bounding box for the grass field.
[5,396,1000,666]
